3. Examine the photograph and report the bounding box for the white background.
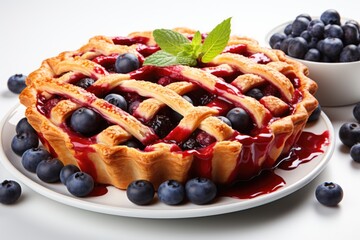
[1,0,359,239]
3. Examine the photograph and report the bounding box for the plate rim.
[0,104,335,219]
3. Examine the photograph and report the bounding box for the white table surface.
[1,0,359,239]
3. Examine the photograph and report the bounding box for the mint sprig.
[143,17,232,67]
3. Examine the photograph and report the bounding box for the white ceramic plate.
[0,105,335,219]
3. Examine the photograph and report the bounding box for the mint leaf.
[176,51,197,66]
[143,50,178,66]
[191,31,203,58]
[191,31,202,46]
[200,17,231,63]
[153,29,190,55]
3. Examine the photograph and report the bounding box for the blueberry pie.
[19,28,318,189]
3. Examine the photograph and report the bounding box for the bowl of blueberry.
[266,9,360,107]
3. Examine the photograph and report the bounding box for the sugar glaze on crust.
[19,28,318,189]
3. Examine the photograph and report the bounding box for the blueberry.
[11,132,39,156]
[316,39,325,53]
[307,19,322,32]
[7,74,27,94]
[15,117,36,134]
[148,114,174,138]
[70,107,104,136]
[198,92,215,105]
[308,37,319,49]
[181,138,199,150]
[196,131,216,147]
[322,37,343,59]
[36,158,64,183]
[126,180,155,205]
[284,24,292,35]
[122,138,144,149]
[22,147,51,173]
[170,95,193,122]
[157,180,185,205]
[280,37,293,54]
[353,103,360,122]
[307,104,322,122]
[216,116,232,127]
[350,143,360,163]
[320,9,341,25]
[342,23,360,45]
[288,37,308,59]
[291,17,310,37]
[104,93,128,111]
[339,45,360,62]
[308,22,325,39]
[324,24,343,39]
[304,48,321,62]
[182,95,193,105]
[269,32,286,49]
[60,164,80,185]
[74,77,95,89]
[66,172,94,197]
[185,177,217,205]
[300,30,311,42]
[339,122,360,147]
[226,107,251,133]
[246,88,264,100]
[296,13,312,21]
[345,20,360,31]
[315,182,343,206]
[114,53,140,73]
[0,180,22,205]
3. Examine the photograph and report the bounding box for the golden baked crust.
[19,28,318,189]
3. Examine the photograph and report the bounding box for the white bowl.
[265,21,360,107]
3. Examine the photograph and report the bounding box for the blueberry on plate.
[353,102,360,122]
[7,74,27,94]
[36,158,64,183]
[307,104,322,122]
[0,180,22,205]
[15,117,36,134]
[66,172,94,197]
[114,53,140,73]
[126,180,155,205]
[21,147,51,173]
[60,164,80,185]
[339,122,360,147]
[315,182,343,206]
[350,143,360,163]
[70,107,104,136]
[11,131,39,156]
[157,180,185,205]
[185,177,217,205]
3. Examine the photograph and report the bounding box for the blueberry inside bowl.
[265,9,360,107]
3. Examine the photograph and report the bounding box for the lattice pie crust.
[19,28,318,189]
